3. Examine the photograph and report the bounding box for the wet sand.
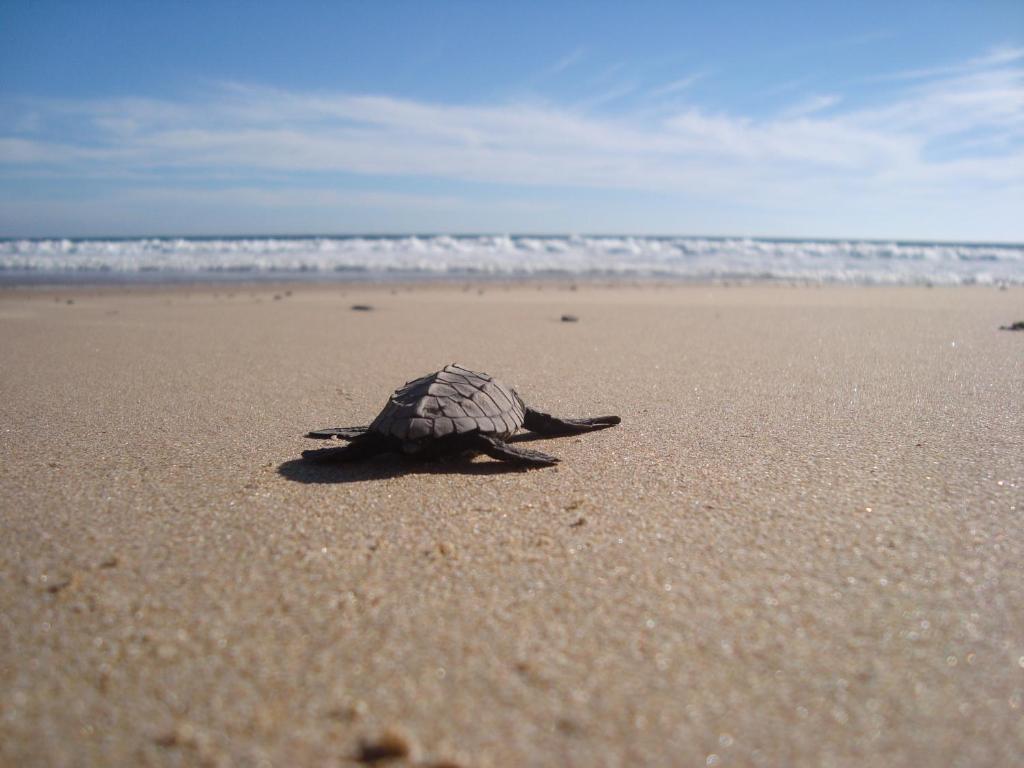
[1,283,1022,767]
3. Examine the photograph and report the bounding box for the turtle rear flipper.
[524,409,621,436]
[306,426,371,440]
[474,434,559,466]
[302,434,389,463]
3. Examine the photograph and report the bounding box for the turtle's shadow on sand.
[277,452,545,484]
[278,432,582,484]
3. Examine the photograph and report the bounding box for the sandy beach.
[1,282,1022,767]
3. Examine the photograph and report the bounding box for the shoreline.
[2,272,1022,290]
[3,275,1022,296]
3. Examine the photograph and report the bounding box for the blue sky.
[1,1,1021,240]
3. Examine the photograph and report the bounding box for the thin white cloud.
[570,83,642,110]
[127,186,469,210]
[650,73,705,97]
[760,75,816,97]
[0,47,1021,237]
[545,47,586,75]
[862,45,1024,83]
[781,94,843,118]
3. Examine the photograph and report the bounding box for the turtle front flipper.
[474,434,559,466]
[306,426,371,440]
[523,408,621,436]
[302,434,390,463]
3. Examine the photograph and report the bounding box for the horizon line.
[2,232,1022,248]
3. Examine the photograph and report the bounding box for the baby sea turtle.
[303,364,620,467]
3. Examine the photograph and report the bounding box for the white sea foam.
[1,235,1021,284]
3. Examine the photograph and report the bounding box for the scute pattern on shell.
[369,364,526,442]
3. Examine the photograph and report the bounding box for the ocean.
[1,235,1022,285]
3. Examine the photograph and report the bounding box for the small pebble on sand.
[356,727,415,763]
[45,574,74,594]
[561,314,579,322]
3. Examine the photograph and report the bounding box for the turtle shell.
[369,364,526,442]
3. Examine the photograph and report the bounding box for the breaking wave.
[1,235,1022,284]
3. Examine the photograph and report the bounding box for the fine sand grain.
[1,283,1022,767]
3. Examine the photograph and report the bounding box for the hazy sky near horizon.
[1,1,1022,240]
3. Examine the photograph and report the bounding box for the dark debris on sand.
[356,727,413,763]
